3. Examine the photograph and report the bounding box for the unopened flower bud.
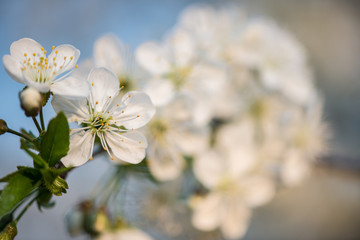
[19,87,42,117]
[0,119,8,135]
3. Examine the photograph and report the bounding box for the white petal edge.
[3,55,24,83]
[105,131,147,164]
[135,41,171,75]
[88,67,119,112]
[51,76,90,98]
[61,130,94,167]
[51,94,89,123]
[113,91,155,129]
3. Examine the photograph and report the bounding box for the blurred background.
[0,0,360,239]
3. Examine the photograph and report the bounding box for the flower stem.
[40,107,45,131]
[15,196,37,222]
[32,116,42,134]
[6,128,34,142]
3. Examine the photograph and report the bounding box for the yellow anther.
[121,110,124,113]
[75,65,78,68]
[92,83,94,86]
[74,118,78,121]
[54,63,57,66]
[137,115,140,117]
[70,129,72,132]
[116,104,119,107]
[41,47,44,51]
[64,56,67,60]
[24,53,27,57]
[70,56,73,60]
[128,94,131,97]
[139,141,141,144]
[121,86,124,89]
[101,123,104,126]
[109,96,111,99]
[121,139,124,142]
[104,147,107,151]
[52,46,55,50]
[33,62,36,65]
[111,157,114,160]
[90,157,93,160]
[53,57,56,61]
[44,50,47,54]
[32,53,36,56]
[28,58,30,61]
[55,50,58,54]
[23,60,26,63]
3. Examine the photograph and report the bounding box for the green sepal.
[36,188,53,211]
[0,221,17,240]
[20,129,41,151]
[40,112,70,167]
[41,169,68,196]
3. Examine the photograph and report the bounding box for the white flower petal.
[61,130,94,167]
[51,76,90,98]
[10,38,44,62]
[88,67,119,112]
[220,201,251,239]
[242,175,275,207]
[191,192,222,231]
[113,91,155,129]
[143,77,175,107]
[23,75,51,93]
[147,141,184,181]
[105,131,147,164]
[166,27,195,67]
[51,95,89,123]
[281,150,310,186]
[2,55,24,83]
[94,34,126,76]
[194,151,226,189]
[135,42,171,75]
[48,44,80,75]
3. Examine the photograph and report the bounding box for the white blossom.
[52,67,155,167]
[3,38,88,97]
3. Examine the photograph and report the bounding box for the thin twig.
[32,116,42,134]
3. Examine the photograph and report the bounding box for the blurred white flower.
[192,149,274,239]
[3,38,88,97]
[52,67,155,167]
[94,34,141,92]
[135,28,227,126]
[146,95,209,181]
[178,4,245,61]
[96,228,153,240]
[226,19,317,105]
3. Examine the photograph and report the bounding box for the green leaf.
[0,221,17,240]
[0,172,19,183]
[16,167,41,182]
[36,188,53,211]
[23,148,47,169]
[40,112,70,167]
[0,175,38,219]
[41,169,68,196]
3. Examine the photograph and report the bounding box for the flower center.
[87,113,113,133]
[20,46,78,83]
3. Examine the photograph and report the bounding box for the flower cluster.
[73,4,327,239]
[0,3,329,240]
